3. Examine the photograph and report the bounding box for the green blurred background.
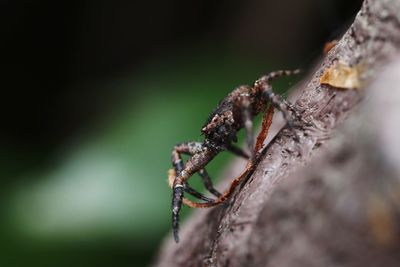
[1,1,362,266]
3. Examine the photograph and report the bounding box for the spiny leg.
[181,160,254,209]
[254,70,304,141]
[171,180,184,243]
[265,87,297,127]
[258,69,301,83]
[171,143,187,175]
[170,143,250,209]
[168,168,217,208]
[238,95,255,161]
[257,69,309,124]
[226,144,250,159]
[254,105,275,154]
[172,142,215,201]
[198,169,222,197]
[171,142,217,242]
[257,69,301,123]
[172,142,221,200]
[171,142,197,242]
[184,183,216,202]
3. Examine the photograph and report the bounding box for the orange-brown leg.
[255,105,274,154]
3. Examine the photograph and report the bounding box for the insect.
[169,69,305,242]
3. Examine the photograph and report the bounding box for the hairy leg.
[184,183,216,202]
[226,144,250,159]
[254,70,305,141]
[198,169,222,197]
[172,142,222,198]
[255,105,275,154]
[170,142,217,242]
[242,96,255,161]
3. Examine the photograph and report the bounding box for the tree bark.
[153,0,400,266]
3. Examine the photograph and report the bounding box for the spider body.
[202,85,260,148]
[170,70,303,242]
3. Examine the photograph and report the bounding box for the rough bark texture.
[153,0,400,266]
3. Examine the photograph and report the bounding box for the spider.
[168,69,305,243]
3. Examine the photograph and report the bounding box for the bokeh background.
[1,0,363,266]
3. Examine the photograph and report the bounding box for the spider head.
[201,111,237,148]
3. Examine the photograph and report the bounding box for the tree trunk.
[153,0,400,266]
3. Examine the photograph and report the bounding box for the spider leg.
[237,95,255,161]
[181,160,254,209]
[198,169,222,197]
[172,142,222,199]
[226,144,250,159]
[184,183,216,202]
[171,142,198,242]
[172,182,184,243]
[254,70,304,141]
[258,69,301,83]
[258,69,309,124]
[265,88,298,131]
[171,142,217,242]
[254,105,274,154]
[168,165,222,206]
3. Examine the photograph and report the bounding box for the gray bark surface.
[153,1,400,266]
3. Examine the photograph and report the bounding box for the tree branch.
[153,0,400,266]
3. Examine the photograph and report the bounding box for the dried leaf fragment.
[323,39,338,54]
[320,61,362,89]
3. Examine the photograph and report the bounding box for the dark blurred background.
[0,0,362,266]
